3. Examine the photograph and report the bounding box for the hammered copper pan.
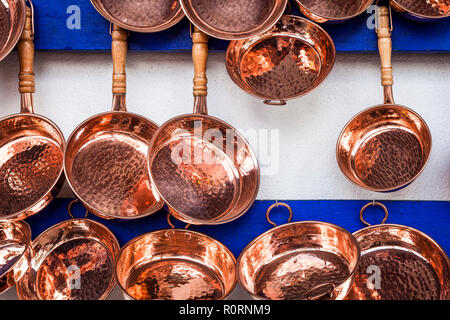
[0,0,26,62]
[64,26,163,220]
[238,202,360,300]
[15,200,120,300]
[180,0,288,40]
[148,27,260,225]
[336,7,431,192]
[390,0,449,21]
[90,0,184,32]
[226,15,335,106]
[0,5,65,221]
[296,0,374,23]
[346,202,450,300]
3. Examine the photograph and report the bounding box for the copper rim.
[180,0,288,40]
[295,0,374,23]
[90,0,185,33]
[390,0,450,20]
[0,0,26,62]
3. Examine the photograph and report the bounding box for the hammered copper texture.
[298,0,368,18]
[100,0,181,28]
[0,3,10,51]
[394,0,449,16]
[0,241,26,277]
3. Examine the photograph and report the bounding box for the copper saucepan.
[346,202,450,300]
[296,0,374,23]
[336,7,432,192]
[64,26,164,220]
[0,5,65,221]
[0,220,31,294]
[148,28,260,225]
[238,202,360,300]
[15,200,120,300]
[90,0,184,32]
[0,0,26,62]
[115,214,236,300]
[180,0,288,40]
[226,15,336,106]
[390,0,449,21]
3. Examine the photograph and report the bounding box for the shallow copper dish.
[296,0,374,23]
[336,7,431,192]
[0,4,65,221]
[15,200,120,300]
[180,0,288,40]
[115,214,236,300]
[0,0,26,62]
[0,220,31,294]
[148,27,259,225]
[238,202,360,300]
[391,0,449,21]
[346,202,450,300]
[64,26,164,220]
[90,0,184,33]
[226,15,335,106]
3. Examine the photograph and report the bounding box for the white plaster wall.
[0,52,449,200]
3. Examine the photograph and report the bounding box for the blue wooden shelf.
[26,199,450,258]
[33,0,450,53]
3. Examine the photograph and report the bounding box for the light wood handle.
[192,26,208,97]
[377,7,393,87]
[112,24,127,95]
[18,7,34,94]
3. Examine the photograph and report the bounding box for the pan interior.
[0,239,27,277]
[35,238,114,300]
[0,1,11,51]
[394,0,449,17]
[99,0,182,28]
[240,35,322,100]
[298,0,370,19]
[151,136,240,221]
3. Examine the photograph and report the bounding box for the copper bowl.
[390,0,449,21]
[238,203,360,300]
[296,0,374,23]
[0,0,26,62]
[226,15,335,106]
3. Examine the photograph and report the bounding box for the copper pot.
[0,4,65,221]
[390,0,449,21]
[296,0,374,23]
[115,214,236,300]
[346,202,450,300]
[226,15,335,106]
[148,27,260,225]
[0,0,26,62]
[15,200,120,300]
[90,0,184,32]
[180,0,288,40]
[237,202,360,300]
[336,7,431,192]
[64,26,164,220]
[0,220,31,294]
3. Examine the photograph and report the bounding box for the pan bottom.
[0,2,10,50]
[298,0,368,18]
[394,0,449,17]
[125,258,224,300]
[0,240,27,277]
[0,136,63,217]
[350,246,441,300]
[252,249,350,300]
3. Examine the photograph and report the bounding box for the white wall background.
[0,52,449,201]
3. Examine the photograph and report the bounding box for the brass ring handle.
[360,201,389,226]
[68,199,89,219]
[306,283,335,301]
[264,100,287,106]
[266,202,293,227]
[166,213,191,230]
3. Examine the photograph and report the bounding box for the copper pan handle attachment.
[266,202,293,227]
[264,100,287,106]
[68,199,89,219]
[166,213,191,230]
[376,6,394,105]
[360,201,389,226]
[18,5,35,114]
[111,24,128,112]
[192,26,208,115]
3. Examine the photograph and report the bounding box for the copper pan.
[226,15,335,106]
[64,25,164,220]
[336,7,431,192]
[238,202,360,300]
[0,4,65,221]
[296,0,374,23]
[346,202,450,300]
[15,200,120,300]
[0,220,31,294]
[115,213,236,300]
[90,0,184,33]
[148,27,260,225]
[0,0,26,62]
[390,0,449,21]
[180,0,288,40]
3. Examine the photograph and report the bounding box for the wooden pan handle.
[18,7,34,95]
[192,26,208,98]
[377,7,393,87]
[112,24,127,95]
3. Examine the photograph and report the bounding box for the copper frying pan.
[336,7,432,192]
[148,28,260,225]
[346,202,450,300]
[0,5,65,221]
[390,0,449,21]
[295,0,374,23]
[64,26,164,220]
[0,0,26,62]
[180,0,288,40]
